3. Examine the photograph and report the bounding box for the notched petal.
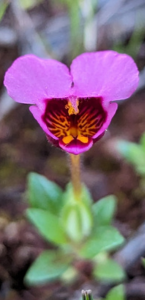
[4,54,72,105]
[71,51,139,101]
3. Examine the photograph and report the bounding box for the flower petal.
[4,55,72,106]
[59,138,93,155]
[29,105,58,140]
[71,51,139,101]
[93,102,118,139]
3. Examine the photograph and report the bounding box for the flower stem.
[69,154,82,200]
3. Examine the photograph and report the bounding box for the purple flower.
[4,51,139,155]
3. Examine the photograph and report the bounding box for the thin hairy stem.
[69,154,82,200]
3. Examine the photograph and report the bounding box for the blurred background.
[0,0,145,299]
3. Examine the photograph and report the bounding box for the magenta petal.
[93,102,118,139]
[29,105,58,140]
[71,51,139,101]
[59,139,93,155]
[4,55,72,106]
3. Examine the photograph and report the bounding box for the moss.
[46,156,69,176]
[0,160,27,188]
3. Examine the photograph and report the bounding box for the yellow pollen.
[65,100,79,115]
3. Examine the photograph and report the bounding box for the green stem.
[82,290,93,300]
[69,154,82,200]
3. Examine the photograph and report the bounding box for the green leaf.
[53,0,82,57]
[19,0,43,10]
[142,257,145,268]
[26,208,67,245]
[0,1,9,21]
[27,172,63,214]
[93,195,117,226]
[25,250,70,285]
[140,133,145,152]
[117,140,145,175]
[106,285,125,300]
[94,258,125,282]
[69,1,82,58]
[117,140,144,163]
[113,26,145,59]
[80,226,124,259]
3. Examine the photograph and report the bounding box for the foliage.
[25,172,125,285]
[26,208,68,245]
[54,0,83,57]
[19,0,43,9]
[105,285,125,300]
[82,290,93,300]
[113,25,145,59]
[92,195,117,226]
[25,250,71,285]
[81,286,125,300]
[80,225,124,258]
[0,0,9,21]
[142,257,145,268]
[27,172,63,213]
[93,254,125,282]
[117,133,145,176]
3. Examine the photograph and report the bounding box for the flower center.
[43,98,106,145]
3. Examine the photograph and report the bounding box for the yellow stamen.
[77,135,89,143]
[65,100,79,115]
[62,135,74,144]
